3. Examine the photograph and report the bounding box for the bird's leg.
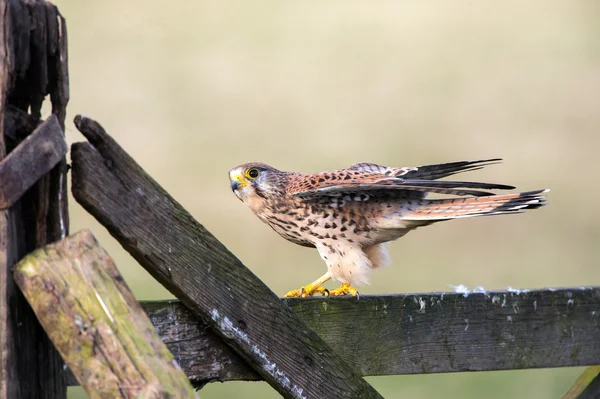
[328,282,359,298]
[284,272,331,298]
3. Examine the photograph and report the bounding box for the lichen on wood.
[13,229,198,399]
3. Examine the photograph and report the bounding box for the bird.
[229,159,547,298]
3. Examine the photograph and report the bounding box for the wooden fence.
[0,1,598,398]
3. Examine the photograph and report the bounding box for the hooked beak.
[229,171,245,192]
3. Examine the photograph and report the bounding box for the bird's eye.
[246,168,260,179]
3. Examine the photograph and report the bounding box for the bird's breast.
[260,199,384,248]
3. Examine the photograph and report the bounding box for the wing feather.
[287,159,512,200]
[347,162,390,174]
[290,176,512,199]
[293,184,495,198]
[401,158,502,180]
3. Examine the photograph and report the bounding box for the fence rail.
[61,287,600,387]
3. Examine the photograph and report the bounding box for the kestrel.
[229,159,547,298]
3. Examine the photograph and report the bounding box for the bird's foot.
[328,283,359,298]
[284,284,329,298]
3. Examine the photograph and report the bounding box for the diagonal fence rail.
[70,115,382,399]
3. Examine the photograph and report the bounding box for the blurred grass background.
[52,0,599,397]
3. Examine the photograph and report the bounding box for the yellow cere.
[230,170,247,189]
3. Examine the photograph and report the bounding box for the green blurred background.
[52,0,599,397]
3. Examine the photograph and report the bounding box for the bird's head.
[229,162,284,204]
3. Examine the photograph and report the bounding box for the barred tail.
[402,189,548,221]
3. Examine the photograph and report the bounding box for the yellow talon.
[283,272,332,298]
[328,283,360,298]
[284,285,328,298]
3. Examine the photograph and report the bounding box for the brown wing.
[287,168,514,199]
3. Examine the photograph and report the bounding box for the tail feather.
[401,189,548,221]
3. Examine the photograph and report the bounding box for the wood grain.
[14,230,199,399]
[61,288,600,387]
[0,1,19,397]
[0,1,69,398]
[0,115,67,209]
[71,115,382,399]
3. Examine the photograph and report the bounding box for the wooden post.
[0,4,17,397]
[0,1,69,398]
[71,116,382,399]
[13,230,199,399]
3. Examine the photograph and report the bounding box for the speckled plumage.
[229,159,547,297]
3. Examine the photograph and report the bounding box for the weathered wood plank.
[44,2,70,243]
[0,1,69,398]
[4,105,40,148]
[14,230,199,399]
[63,288,600,387]
[71,116,382,399]
[0,115,67,209]
[0,1,19,397]
[288,288,600,376]
[562,366,600,399]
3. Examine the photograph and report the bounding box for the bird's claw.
[328,283,360,298]
[284,285,329,298]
